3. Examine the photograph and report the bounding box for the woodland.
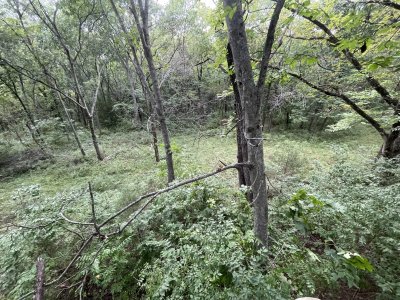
[0,0,399,299]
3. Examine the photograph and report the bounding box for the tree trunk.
[286,110,291,129]
[382,122,400,158]
[35,257,45,300]
[226,43,250,188]
[224,0,269,246]
[88,116,104,161]
[150,115,160,162]
[130,0,175,183]
[58,93,86,157]
[262,82,273,131]
[109,0,162,165]
[122,58,141,128]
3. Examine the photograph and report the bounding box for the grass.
[0,124,381,223]
[1,124,392,299]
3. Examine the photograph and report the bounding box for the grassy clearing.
[0,125,381,221]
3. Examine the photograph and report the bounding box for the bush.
[1,156,399,299]
[86,181,290,299]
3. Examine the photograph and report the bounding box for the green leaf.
[338,251,374,272]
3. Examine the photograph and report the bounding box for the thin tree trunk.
[88,116,104,161]
[149,115,160,162]
[108,0,160,163]
[122,58,141,127]
[58,92,86,157]
[262,82,273,131]
[130,0,175,182]
[226,43,250,188]
[286,110,291,129]
[1,74,47,153]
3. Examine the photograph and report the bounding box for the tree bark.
[35,257,45,300]
[382,122,400,158]
[224,0,265,246]
[88,115,104,161]
[223,0,285,246]
[226,43,250,188]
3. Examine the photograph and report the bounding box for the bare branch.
[99,163,251,228]
[0,59,86,109]
[88,182,102,237]
[59,212,94,226]
[361,0,400,10]
[288,5,400,110]
[284,34,325,41]
[19,236,94,300]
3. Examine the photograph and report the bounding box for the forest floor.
[0,125,381,223]
[2,125,398,299]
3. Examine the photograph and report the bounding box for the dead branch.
[59,212,94,226]
[99,162,251,228]
[18,163,251,299]
[88,182,102,237]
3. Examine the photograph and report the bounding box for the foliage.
[0,0,399,298]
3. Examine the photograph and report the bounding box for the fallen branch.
[59,212,94,226]
[99,162,251,228]
[18,163,250,299]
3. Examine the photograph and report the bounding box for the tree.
[282,0,400,157]
[129,0,176,182]
[223,0,285,246]
[108,0,176,180]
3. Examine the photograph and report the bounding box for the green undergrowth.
[2,125,397,299]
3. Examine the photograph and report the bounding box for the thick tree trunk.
[224,0,269,246]
[382,122,400,158]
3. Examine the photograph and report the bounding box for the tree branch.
[88,182,101,237]
[362,0,400,10]
[288,6,400,111]
[257,0,286,89]
[98,162,251,228]
[271,66,388,138]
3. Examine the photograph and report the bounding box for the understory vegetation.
[1,0,399,298]
[1,125,399,299]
